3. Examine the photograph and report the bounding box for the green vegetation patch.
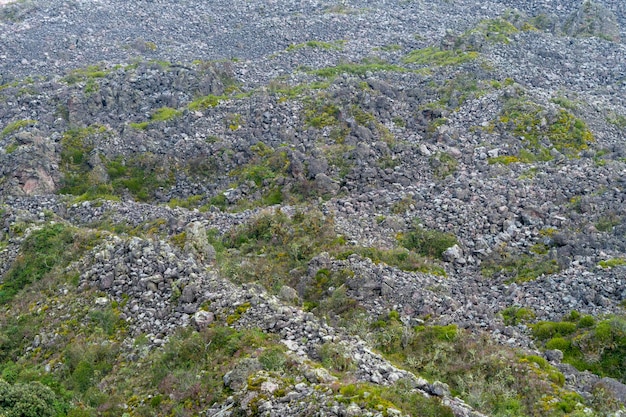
[149,106,182,122]
[336,247,446,276]
[399,222,458,260]
[607,111,626,129]
[224,142,292,208]
[464,18,519,44]
[482,249,559,282]
[129,121,149,130]
[403,47,479,66]
[429,152,458,179]
[188,94,227,111]
[595,213,621,232]
[146,326,283,415]
[286,39,345,52]
[498,99,594,158]
[598,258,626,268]
[0,223,98,305]
[501,306,536,326]
[304,95,342,128]
[367,320,587,417]
[532,313,626,384]
[105,154,174,202]
[267,79,331,101]
[488,155,521,165]
[307,58,407,78]
[63,64,110,84]
[213,209,448,299]
[0,379,58,417]
[59,125,175,202]
[337,381,454,417]
[58,125,106,197]
[1,119,37,139]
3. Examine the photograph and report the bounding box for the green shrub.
[531,315,626,383]
[546,337,571,351]
[415,324,458,341]
[373,325,580,416]
[258,347,287,371]
[304,98,341,128]
[532,321,577,340]
[0,379,57,417]
[318,342,355,372]
[64,342,118,393]
[462,18,519,45]
[129,121,148,130]
[578,315,595,328]
[63,65,109,84]
[498,100,594,158]
[595,214,620,232]
[147,326,278,415]
[501,306,536,326]
[399,224,458,260]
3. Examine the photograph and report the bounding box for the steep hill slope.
[1,0,626,416]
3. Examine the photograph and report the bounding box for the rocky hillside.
[1,0,626,416]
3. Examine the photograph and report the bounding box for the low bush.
[532,314,626,383]
[399,223,458,260]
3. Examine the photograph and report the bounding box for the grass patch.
[607,111,626,129]
[463,18,519,44]
[488,155,521,164]
[59,126,174,202]
[1,119,37,139]
[307,58,407,78]
[551,96,579,111]
[188,94,227,111]
[129,121,149,130]
[337,381,454,417]
[214,209,448,301]
[598,258,626,268]
[595,213,620,232]
[267,79,331,101]
[106,154,173,202]
[147,326,281,415]
[286,40,345,52]
[403,47,479,66]
[482,251,559,282]
[150,106,182,122]
[63,64,109,84]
